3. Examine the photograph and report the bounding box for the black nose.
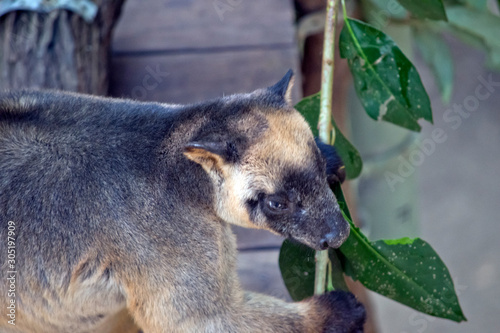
[319,238,330,250]
[319,231,348,250]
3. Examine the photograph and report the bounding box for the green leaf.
[279,183,351,301]
[295,93,363,179]
[294,94,321,137]
[279,240,316,301]
[396,0,448,20]
[413,27,454,104]
[447,6,500,69]
[328,250,350,291]
[279,183,466,321]
[339,18,433,132]
[334,185,465,322]
[338,216,467,322]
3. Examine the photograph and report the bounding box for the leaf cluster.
[364,0,500,103]
[278,0,481,323]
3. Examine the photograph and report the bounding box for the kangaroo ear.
[268,69,295,105]
[184,139,239,172]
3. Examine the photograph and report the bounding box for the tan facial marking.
[223,107,316,229]
[244,108,315,187]
[217,166,256,228]
[183,105,316,231]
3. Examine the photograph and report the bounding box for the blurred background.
[1,0,499,332]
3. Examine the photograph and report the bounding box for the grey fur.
[0,79,363,333]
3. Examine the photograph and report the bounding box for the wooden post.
[0,0,125,94]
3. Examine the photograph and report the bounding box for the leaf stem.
[315,0,339,295]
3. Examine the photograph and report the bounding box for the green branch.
[314,0,339,296]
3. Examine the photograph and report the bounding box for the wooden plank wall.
[109,0,300,299]
[110,0,301,104]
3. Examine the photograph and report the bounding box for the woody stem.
[314,0,339,295]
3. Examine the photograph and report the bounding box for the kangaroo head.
[184,70,349,250]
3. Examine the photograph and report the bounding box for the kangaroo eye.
[262,194,290,216]
[268,200,287,210]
